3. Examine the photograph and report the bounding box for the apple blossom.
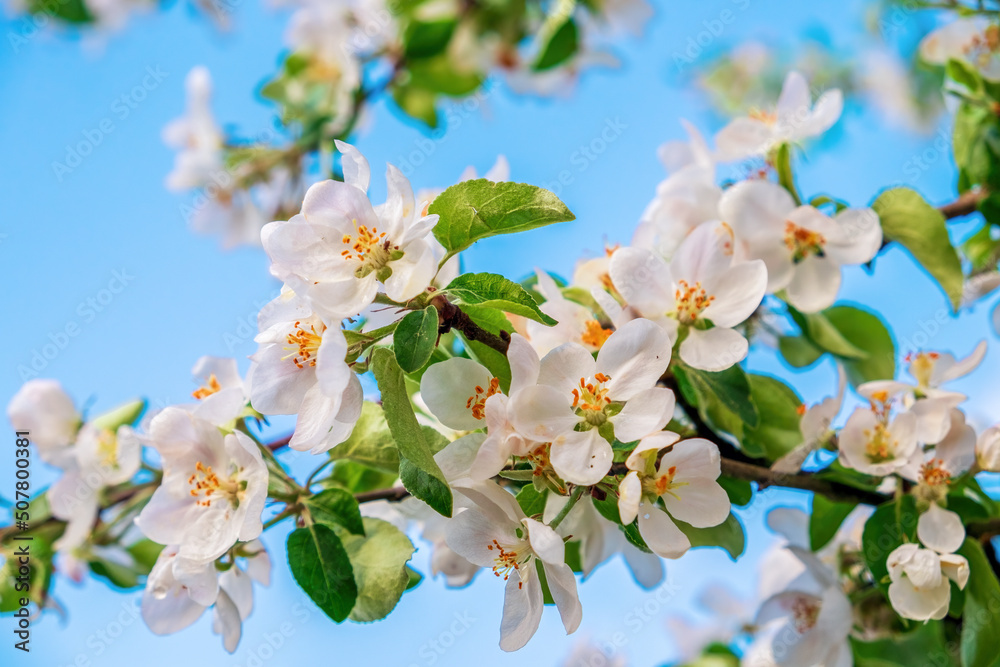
[618,433,730,559]
[837,393,918,477]
[261,141,439,317]
[135,407,268,562]
[773,366,846,474]
[142,540,270,652]
[189,356,249,427]
[446,481,582,651]
[858,341,985,444]
[512,318,673,485]
[246,287,363,454]
[7,378,81,468]
[163,66,223,192]
[526,270,615,355]
[714,70,843,161]
[607,220,768,371]
[719,180,882,312]
[886,542,969,622]
[920,17,1000,82]
[976,424,1000,472]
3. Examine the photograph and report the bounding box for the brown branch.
[940,189,988,220]
[719,458,887,505]
[968,517,1000,540]
[432,296,510,355]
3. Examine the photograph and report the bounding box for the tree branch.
[433,296,510,354]
[940,189,987,220]
[719,458,886,505]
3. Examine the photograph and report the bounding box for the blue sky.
[2,0,998,665]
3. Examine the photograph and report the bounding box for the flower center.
[784,221,826,262]
[644,465,688,500]
[749,108,777,125]
[921,458,951,487]
[466,378,501,421]
[340,219,394,272]
[863,423,898,463]
[905,351,939,389]
[487,539,529,588]
[96,429,119,470]
[580,320,613,349]
[187,461,240,508]
[284,320,326,369]
[572,374,612,413]
[674,280,714,325]
[192,373,222,400]
[790,597,821,633]
[964,26,1000,67]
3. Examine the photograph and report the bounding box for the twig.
[433,296,511,354]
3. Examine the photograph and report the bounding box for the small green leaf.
[287,523,358,623]
[788,306,868,360]
[392,83,438,128]
[516,485,548,517]
[851,622,954,667]
[328,401,400,473]
[429,179,575,259]
[946,57,983,93]
[371,348,453,516]
[443,273,558,325]
[91,398,147,431]
[674,362,759,430]
[533,17,579,71]
[305,488,366,536]
[674,513,746,560]
[872,187,964,309]
[743,374,803,462]
[394,306,439,373]
[958,538,1000,667]
[339,517,416,622]
[403,20,456,60]
[809,496,857,551]
[778,335,824,368]
[824,305,896,386]
[718,476,753,507]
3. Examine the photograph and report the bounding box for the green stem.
[548,485,585,530]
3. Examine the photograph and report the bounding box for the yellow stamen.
[465,377,501,421]
[192,373,222,400]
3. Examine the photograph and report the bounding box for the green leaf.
[852,622,955,667]
[958,538,1000,667]
[327,461,399,493]
[872,187,964,309]
[371,348,453,516]
[674,362,759,430]
[534,18,579,71]
[406,56,484,96]
[962,223,1000,272]
[91,398,147,431]
[305,488,366,536]
[788,306,867,360]
[287,523,358,623]
[392,83,438,128]
[339,517,416,622]
[405,566,423,591]
[328,402,400,473]
[27,0,92,23]
[718,476,753,507]
[778,335,824,368]
[674,513,746,560]
[809,496,857,551]
[947,57,984,94]
[403,20,456,59]
[442,273,558,325]
[743,374,803,462]
[516,485,548,517]
[394,306,439,373]
[823,306,896,386]
[429,179,575,259]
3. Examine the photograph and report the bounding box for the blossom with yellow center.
[192,373,222,400]
[284,320,327,368]
[784,221,826,263]
[673,279,715,324]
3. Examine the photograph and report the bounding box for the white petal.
[940,553,970,589]
[701,259,768,328]
[679,327,748,371]
[597,318,672,400]
[543,562,582,634]
[638,504,690,559]
[785,256,842,313]
[618,472,642,524]
[538,342,596,395]
[714,117,774,161]
[888,576,951,622]
[420,358,494,431]
[499,568,544,652]
[608,247,675,315]
[917,504,966,554]
[509,385,578,442]
[612,387,675,442]
[662,479,731,528]
[507,334,541,394]
[549,430,614,486]
[334,140,371,192]
[524,518,564,564]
